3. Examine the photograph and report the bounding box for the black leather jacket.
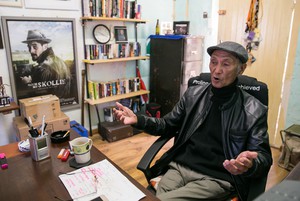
[136,83,272,201]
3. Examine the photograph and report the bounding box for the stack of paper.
[59,159,145,201]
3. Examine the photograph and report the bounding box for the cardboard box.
[13,112,70,141]
[98,121,133,142]
[19,94,61,123]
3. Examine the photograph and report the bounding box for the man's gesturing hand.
[113,102,138,125]
[223,151,258,175]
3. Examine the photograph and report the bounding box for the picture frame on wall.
[114,26,128,44]
[0,0,22,7]
[24,0,79,11]
[1,16,80,110]
[173,21,190,35]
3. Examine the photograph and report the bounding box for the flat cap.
[207,41,248,64]
[22,30,51,44]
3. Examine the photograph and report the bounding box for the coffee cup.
[74,150,91,164]
[69,137,93,155]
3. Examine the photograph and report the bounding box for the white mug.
[69,137,93,155]
[74,150,91,164]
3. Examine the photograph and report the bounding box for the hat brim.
[22,39,51,44]
[207,46,248,64]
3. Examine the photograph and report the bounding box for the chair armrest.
[137,135,173,182]
[285,161,300,180]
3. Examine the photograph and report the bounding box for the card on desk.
[254,180,300,201]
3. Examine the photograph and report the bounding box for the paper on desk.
[59,159,146,201]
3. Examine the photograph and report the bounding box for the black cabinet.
[149,36,204,116]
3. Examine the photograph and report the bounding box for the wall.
[217,0,300,147]
[271,1,300,146]
[285,25,300,127]
[174,0,219,72]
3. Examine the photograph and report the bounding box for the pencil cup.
[28,133,50,161]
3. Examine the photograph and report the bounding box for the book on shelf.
[87,77,141,100]
[85,42,141,60]
[88,80,95,100]
[83,0,141,19]
[93,81,100,99]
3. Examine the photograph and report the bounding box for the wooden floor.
[91,132,289,191]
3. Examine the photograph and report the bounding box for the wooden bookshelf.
[83,56,149,64]
[81,16,147,23]
[85,90,150,105]
[81,2,149,135]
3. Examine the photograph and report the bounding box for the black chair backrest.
[188,73,268,106]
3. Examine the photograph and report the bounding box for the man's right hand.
[113,102,138,125]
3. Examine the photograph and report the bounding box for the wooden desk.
[0,129,159,201]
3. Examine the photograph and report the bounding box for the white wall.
[0,0,218,145]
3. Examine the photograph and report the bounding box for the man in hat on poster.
[20,29,71,98]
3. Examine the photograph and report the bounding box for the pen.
[28,116,33,130]
[41,115,45,135]
[43,123,48,134]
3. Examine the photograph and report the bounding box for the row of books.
[85,42,141,60]
[83,0,141,19]
[88,77,141,100]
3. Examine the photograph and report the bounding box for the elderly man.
[21,29,71,98]
[114,41,272,201]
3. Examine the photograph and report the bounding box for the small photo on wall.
[114,26,128,43]
[173,21,190,35]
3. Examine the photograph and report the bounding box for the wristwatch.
[93,24,111,44]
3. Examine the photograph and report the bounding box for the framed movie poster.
[1,16,80,110]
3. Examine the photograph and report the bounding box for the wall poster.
[1,16,80,110]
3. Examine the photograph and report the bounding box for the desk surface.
[0,129,158,201]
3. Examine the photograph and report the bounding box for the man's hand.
[223,151,258,175]
[113,102,138,125]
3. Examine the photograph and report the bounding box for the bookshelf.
[81,16,147,23]
[83,56,149,64]
[85,90,150,105]
[81,0,150,136]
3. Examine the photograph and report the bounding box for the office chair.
[137,72,269,201]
